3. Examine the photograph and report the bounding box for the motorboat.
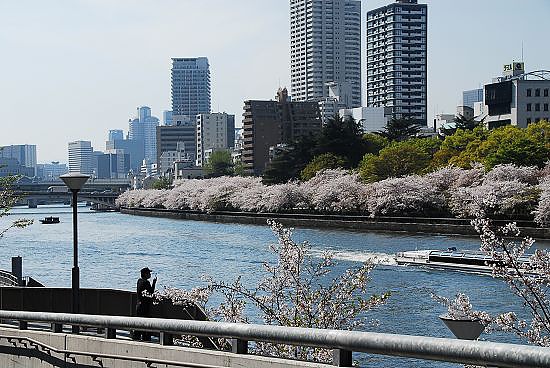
[395,247,530,274]
[39,217,60,224]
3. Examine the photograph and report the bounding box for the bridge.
[10,179,129,209]
[13,191,120,210]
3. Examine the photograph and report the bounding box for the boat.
[395,247,530,274]
[39,217,60,224]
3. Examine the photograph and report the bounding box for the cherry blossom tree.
[157,220,389,363]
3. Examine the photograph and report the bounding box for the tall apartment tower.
[171,57,211,121]
[290,0,362,108]
[366,0,427,125]
[68,141,93,175]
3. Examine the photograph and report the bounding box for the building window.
[545,103,549,111]
[527,103,532,111]
[527,89,532,97]
[535,103,540,112]
[535,89,541,97]
[545,89,549,97]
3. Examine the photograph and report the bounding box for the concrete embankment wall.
[0,326,324,368]
[120,207,550,240]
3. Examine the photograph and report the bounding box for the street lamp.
[60,173,89,324]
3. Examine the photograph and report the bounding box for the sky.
[1,0,549,163]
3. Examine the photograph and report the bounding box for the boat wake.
[311,249,397,266]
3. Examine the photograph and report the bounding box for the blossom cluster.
[116,163,550,224]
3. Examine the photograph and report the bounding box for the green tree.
[377,117,421,141]
[441,115,481,136]
[204,150,234,177]
[315,115,366,167]
[480,121,550,168]
[358,139,433,182]
[152,176,171,190]
[300,153,347,181]
[233,161,248,177]
[431,126,489,168]
[262,136,317,185]
[362,133,389,155]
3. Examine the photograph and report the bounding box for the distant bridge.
[13,191,121,210]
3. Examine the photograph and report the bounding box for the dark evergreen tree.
[378,117,421,141]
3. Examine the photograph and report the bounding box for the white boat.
[395,247,530,274]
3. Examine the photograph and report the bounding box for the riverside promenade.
[120,207,550,239]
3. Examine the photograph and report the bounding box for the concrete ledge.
[120,207,550,239]
[0,326,326,368]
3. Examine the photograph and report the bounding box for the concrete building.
[242,88,321,175]
[105,138,144,173]
[290,0,361,107]
[433,113,456,132]
[196,113,235,166]
[171,57,211,122]
[339,106,392,132]
[366,0,428,125]
[36,161,68,181]
[128,106,159,165]
[319,82,354,123]
[462,89,483,109]
[159,142,195,176]
[96,151,131,179]
[156,121,196,175]
[479,62,550,129]
[0,144,37,176]
[68,140,93,175]
[0,158,34,177]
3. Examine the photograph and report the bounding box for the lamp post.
[60,173,89,325]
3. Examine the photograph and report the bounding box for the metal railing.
[0,270,18,286]
[0,310,549,368]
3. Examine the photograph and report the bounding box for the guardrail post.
[333,349,352,367]
[51,323,63,333]
[230,338,248,354]
[160,332,173,346]
[18,321,28,330]
[105,328,116,339]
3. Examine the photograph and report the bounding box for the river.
[1,204,547,367]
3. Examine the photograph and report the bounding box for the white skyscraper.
[290,0,361,107]
[128,106,160,164]
[366,0,428,125]
[68,141,93,175]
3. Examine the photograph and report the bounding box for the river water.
[1,205,547,367]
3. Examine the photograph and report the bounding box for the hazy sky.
[1,0,549,162]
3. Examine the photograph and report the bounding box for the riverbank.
[120,207,550,239]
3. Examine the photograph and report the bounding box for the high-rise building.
[290,0,361,107]
[108,130,124,142]
[171,57,211,121]
[242,88,321,175]
[105,138,144,173]
[196,113,235,167]
[128,106,159,164]
[156,122,197,174]
[0,144,37,176]
[68,141,93,175]
[366,0,428,125]
[462,89,484,109]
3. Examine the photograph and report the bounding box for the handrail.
[1,310,550,368]
[0,270,18,286]
[0,335,223,368]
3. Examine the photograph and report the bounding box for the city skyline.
[2,0,549,162]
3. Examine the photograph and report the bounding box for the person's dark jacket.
[136,278,156,317]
